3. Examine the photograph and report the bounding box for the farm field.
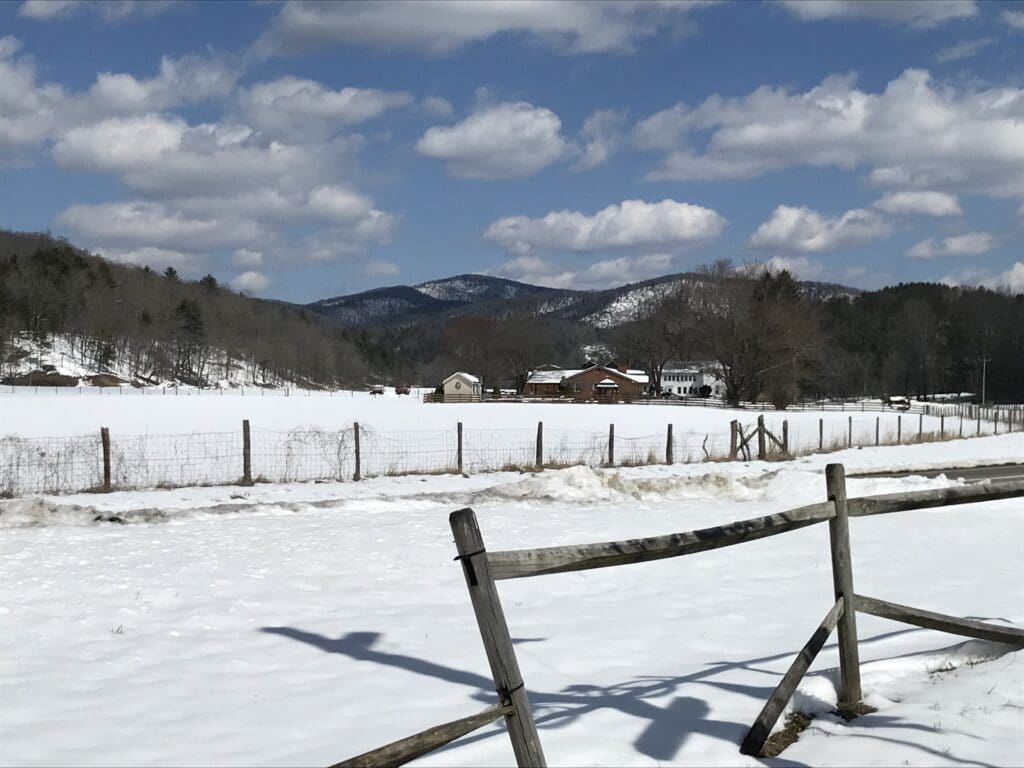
[0,432,1021,766]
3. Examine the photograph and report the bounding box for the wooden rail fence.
[336,464,1024,766]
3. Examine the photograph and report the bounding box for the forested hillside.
[3,229,1023,402]
[0,230,367,387]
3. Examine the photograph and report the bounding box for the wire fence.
[0,408,1013,498]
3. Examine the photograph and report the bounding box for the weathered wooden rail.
[334,464,1024,766]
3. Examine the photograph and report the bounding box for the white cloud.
[934,37,994,63]
[906,232,994,258]
[70,54,239,120]
[232,248,263,268]
[364,260,400,277]
[96,246,203,274]
[872,190,962,217]
[237,77,411,140]
[575,108,628,171]
[635,69,1024,198]
[230,270,271,294]
[18,0,179,22]
[307,185,375,222]
[56,201,261,251]
[485,199,726,254]
[749,205,891,252]
[983,262,1024,293]
[417,101,568,179]
[1002,10,1024,30]
[261,0,708,57]
[492,252,677,290]
[778,1,976,28]
[0,37,64,161]
[765,255,824,279]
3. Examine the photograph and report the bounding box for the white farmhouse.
[441,371,482,402]
[662,361,726,398]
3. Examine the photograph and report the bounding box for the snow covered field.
[2,389,989,496]
[0,438,1021,767]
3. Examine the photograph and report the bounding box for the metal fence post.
[666,423,674,465]
[353,421,361,481]
[457,422,464,474]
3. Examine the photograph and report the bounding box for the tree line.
[3,229,1022,404]
[0,230,367,388]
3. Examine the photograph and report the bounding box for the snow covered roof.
[526,369,582,385]
[442,372,480,385]
[595,378,619,388]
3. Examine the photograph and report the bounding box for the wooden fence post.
[535,421,543,470]
[897,414,902,443]
[757,415,766,460]
[608,424,615,466]
[977,408,981,436]
[450,509,547,767]
[781,420,789,455]
[353,421,361,481]
[819,418,823,452]
[875,416,880,447]
[100,427,111,492]
[940,414,944,438]
[666,423,674,465]
[960,414,964,437]
[918,413,923,442]
[824,464,862,704]
[995,410,999,435]
[847,416,852,448]
[730,420,739,460]
[457,422,464,474]
[242,419,253,485]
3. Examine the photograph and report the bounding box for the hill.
[0,229,365,388]
[307,272,858,329]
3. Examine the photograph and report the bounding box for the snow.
[1,392,1020,765]
[0,438,1022,766]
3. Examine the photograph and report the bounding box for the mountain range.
[307,272,860,329]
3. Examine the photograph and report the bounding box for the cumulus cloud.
[778,0,976,28]
[18,0,179,22]
[749,205,891,252]
[417,101,568,179]
[872,190,962,217]
[236,77,411,140]
[55,201,262,251]
[230,270,272,294]
[97,246,204,274]
[984,262,1024,294]
[0,37,64,161]
[765,255,824,279]
[575,108,628,171]
[492,252,677,290]
[260,0,708,57]
[906,232,994,258]
[485,199,726,254]
[67,54,239,121]
[635,69,1024,199]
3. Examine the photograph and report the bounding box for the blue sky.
[2,0,1024,302]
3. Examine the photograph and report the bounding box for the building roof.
[563,366,650,386]
[442,371,480,385]
[525,368,582,385]
[595,378,619,387]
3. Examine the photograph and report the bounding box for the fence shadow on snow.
[332,464,1024,766]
